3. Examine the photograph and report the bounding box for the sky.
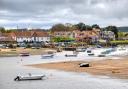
[0,0,128,29]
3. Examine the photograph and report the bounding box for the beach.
[0,48,128,89]
[0,55,128,89]
[29,57,128,79]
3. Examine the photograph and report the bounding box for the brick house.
[0,33,16,44]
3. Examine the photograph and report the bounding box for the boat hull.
[41,54,54,58]
[14,75,45,81]
[65,54,77,57]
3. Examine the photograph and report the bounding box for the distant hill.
[118,27,128,32]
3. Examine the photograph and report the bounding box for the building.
[74,30,99,43]
[0,33,16,44]
[101,31,115,41]
[11,31,50,43]
[51,30,75,38]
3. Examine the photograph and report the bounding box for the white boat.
[76,47,86,52]
[14,74,45,81]
[41,54,54,58]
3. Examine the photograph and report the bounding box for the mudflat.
[29,58,128,79]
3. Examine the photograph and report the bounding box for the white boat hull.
[41,54,54,58]
[14,75,45,81]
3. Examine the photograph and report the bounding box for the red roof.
[11,31,49,37]
[0,37,15,42]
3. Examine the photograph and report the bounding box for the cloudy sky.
[0,0,128,29]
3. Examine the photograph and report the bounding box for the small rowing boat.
[65,54,77,57]
[41,54,54,58]
[19,52,30,56]
[14,74,45,81]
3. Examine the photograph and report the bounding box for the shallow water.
[0,51,128,89]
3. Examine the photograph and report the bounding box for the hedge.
[110,40,128,44]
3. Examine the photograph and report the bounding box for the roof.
[0,37,15,42]
[11,31,49,37]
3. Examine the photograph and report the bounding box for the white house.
[101,31,115,40]
[11,31,50,43]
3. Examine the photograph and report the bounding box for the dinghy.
[19,52,30,56]
[65,54,77,57]
[41,54,54,58]
[14,74,45,81]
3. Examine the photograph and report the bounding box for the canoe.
[14,75,45,81]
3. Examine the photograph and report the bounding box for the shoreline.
[0,48,56,57]
[28,58,128,79]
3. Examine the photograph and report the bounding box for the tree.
[86,25,92,31]
[51,24,67,32]
[0,27,5,33]
[92,24,100,29]
[75,22,86,31]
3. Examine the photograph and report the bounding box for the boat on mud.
[41,51,55,58]
[19,52,30,56]
[65,54,77,57]
[14,74,45,81]
[41,54,54,58]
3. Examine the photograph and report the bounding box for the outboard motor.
[14,76,20,81]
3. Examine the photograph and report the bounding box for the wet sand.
[29,58,128,79]
[0,56,128,89]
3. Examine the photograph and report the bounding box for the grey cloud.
[0,0,128,28]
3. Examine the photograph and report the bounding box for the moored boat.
[14,74,45,81]
[65,54,77,57]
[41,54,54,58]
[19,52,30,56]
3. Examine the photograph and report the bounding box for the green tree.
[0,27,5,33]
[75,22,86,31]
[51,24,67,32]
[86,25,92,31]
[92,24,100,29]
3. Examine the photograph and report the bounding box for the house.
[11,31,50,43]
[0,33,16,44]
[101,31,115,40]
[74,30,99,43]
